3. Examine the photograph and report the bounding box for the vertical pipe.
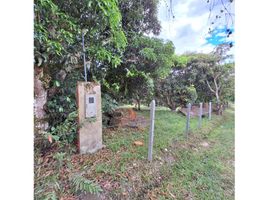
[82,31,87,82]
[198,102,203,128]
[185,103,191,139]
[208,101,212,120]
[148,100,156,162]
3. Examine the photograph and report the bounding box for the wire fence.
[101,100,229,161]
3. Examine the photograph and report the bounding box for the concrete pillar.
[77,82,103,154]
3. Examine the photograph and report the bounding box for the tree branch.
[206,80,215,93]
[213,77,219,91]
[220,0,234,25]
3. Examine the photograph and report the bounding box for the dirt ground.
[108,108,149,129]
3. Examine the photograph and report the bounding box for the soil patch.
[108,108,149,129]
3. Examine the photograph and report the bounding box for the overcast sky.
[156,0,235,55]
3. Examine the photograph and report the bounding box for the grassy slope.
[34,106,234,199]
[99,106,235,199]
[153,108,235,199]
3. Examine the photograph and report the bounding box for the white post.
[148,100,156,162]
[185,103,191,139]
[208,101,212,120]
[198,102,203,128]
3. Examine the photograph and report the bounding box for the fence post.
[185,103,191,139]
[198,102,203,128]
[148,100,156,162]
[208,101,212,120]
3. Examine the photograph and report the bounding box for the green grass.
[98,106,234,199]
[35,105,234,199]
[151,108,235,199]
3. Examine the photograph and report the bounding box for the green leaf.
[59,107,63,112]
[52,135,60,141]
[55,80,60,87]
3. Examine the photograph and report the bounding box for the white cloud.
[216,32,227,37]
[156,0,235,55]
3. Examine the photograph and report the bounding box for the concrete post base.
[77,82,103,154]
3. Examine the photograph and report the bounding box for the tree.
[181,45,234,106]
[34,0,127,136]
[155,48,234,111]
[155,73,198,110]
[126,72,154,110]
[156,59,197,111]
[118,0,161,35]
[104,36,175,108]
[96,0,163,107]
[155,55,198,110]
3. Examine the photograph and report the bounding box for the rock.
[133,141,144,146]
[200,142,209,147]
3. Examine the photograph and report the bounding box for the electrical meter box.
[85,94,97,118]
[76,82,103,154]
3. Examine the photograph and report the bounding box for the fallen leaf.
[48,135,52,143]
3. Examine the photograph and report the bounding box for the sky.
[156,0,235,55]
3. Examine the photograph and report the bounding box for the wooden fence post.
[148,100,155,162]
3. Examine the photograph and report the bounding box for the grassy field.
[34,105,234,199]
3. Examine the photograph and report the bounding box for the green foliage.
[185,50,234,104]
[71,174,102,194]
[172,54,189,69]
[118,0,161,35]
[34,0,129,142]
[140,47,157,61]
[185,85,198,104]
[48,111,78,144]
[34,173,61,200]
[101,93,119,126]
[91,0,127,50]
[53,152,66,169]
[103,35,175,107]
[162,49,234,106]
[155,72,198,110]
[125,71,154,109]
[34,0,78,66]
[43,192,57,200]
[34,0,127,68]
[131,36,175,78]
[102,93,118,114]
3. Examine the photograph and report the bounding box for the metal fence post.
[148,100,156,162]
[198,102,203,128]
[185,103,191,139]
[208,101,212,120]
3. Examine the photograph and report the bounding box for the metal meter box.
[85,94,97,118]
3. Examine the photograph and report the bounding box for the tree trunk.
[215,90,220,104]
[34,67,48,135]
[215,89,221,115]
[170,106,177,112]
[137,99,141,111]
[166,96,176,111]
